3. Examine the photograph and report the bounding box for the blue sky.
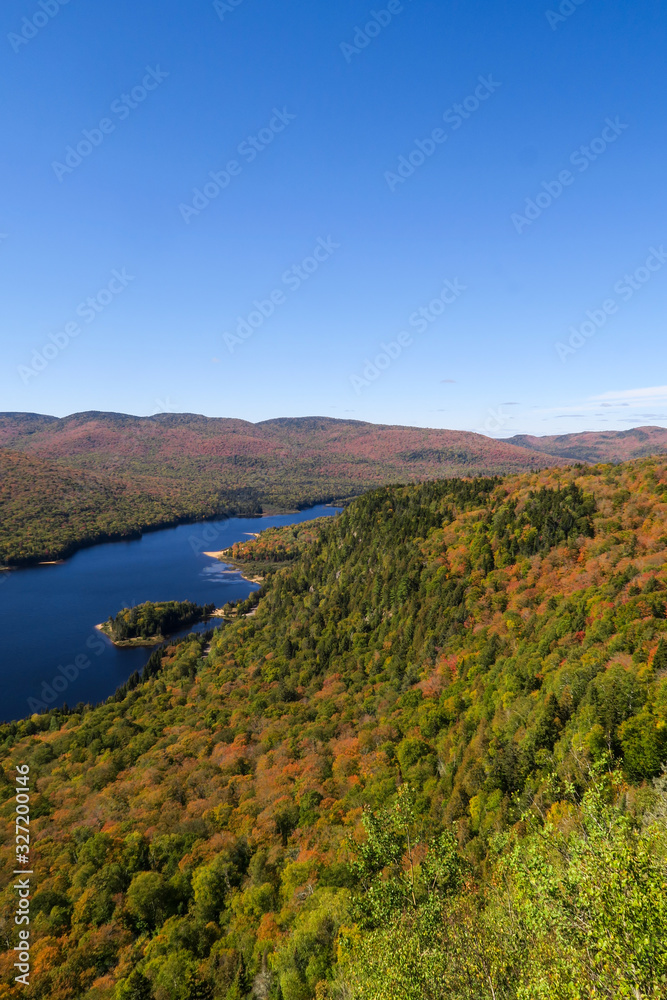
[0,0,665,437]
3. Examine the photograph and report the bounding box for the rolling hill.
[0,459,666,998]
[509,425,667,463]
[0,411,562,480]
[0,412,569,566]
[3,411,667,567]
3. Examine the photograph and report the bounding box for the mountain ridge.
[2,412,667,567]
[508,424,667,462]
[0,412,568,566]
[3,411,667,463]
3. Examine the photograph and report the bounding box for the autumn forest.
[1,458,667,998]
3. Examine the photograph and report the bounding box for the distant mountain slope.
[0,412,572,564]
[0,449,260,565]
[4,412,667,567]
[0,411,561,478]
[509,425,667,463]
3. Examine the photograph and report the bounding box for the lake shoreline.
[95,608,228,647]
[203,550,266,585]
[3,504,344,572]
[3,505,340,724]
[95,623,163,648]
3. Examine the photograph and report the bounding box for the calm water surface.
[0,506,339,722]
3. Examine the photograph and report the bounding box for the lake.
[0,506,340,723]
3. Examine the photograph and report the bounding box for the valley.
[1,458,666,997]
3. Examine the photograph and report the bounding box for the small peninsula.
[205,520,325,583]
[98,599,218,647]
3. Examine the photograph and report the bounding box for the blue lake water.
[0,506,339,723]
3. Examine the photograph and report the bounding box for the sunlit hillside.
[1,459,667,998]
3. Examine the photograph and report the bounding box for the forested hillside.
[1,460,667,998]
[5,411,667,569]
[0,411,569,566]
[218,521,323,579]
[0,449,263,567]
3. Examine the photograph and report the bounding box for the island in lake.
[98,599,220,647]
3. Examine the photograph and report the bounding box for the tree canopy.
[1,459,667,998]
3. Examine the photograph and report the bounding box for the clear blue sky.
[0,0,665,437]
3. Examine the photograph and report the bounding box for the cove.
[0,506,340,723]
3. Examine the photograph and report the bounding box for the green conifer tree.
[653,637,667,671]
[185,970,214,1000]
[116,969,153,1000]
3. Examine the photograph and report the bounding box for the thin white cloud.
[591,385,667,403]
[534,388,667,421]
[484,389,667,436]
